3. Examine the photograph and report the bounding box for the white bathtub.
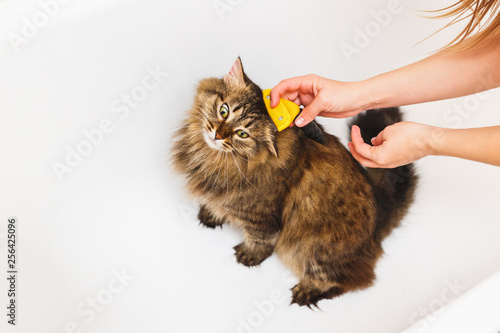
[402,270,500,333]
[1,0,500,332]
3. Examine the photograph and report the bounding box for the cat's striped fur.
[171,58,417,307]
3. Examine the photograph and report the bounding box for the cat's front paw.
[291,283,323,308]
[291,282,344,308]
[233,243,272,267]
[198,206,224,229]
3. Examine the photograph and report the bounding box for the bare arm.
[348,123,500,168]
[431,126,500,166]
[270,35,500,126]
[365,35,500,110]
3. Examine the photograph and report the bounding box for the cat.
[171,57,417,307]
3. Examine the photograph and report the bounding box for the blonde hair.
[432,0,500,51]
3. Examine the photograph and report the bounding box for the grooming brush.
[262,89,325,144]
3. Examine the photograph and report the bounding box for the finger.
[295,98,323,127]
[270,90,299,108]
[270,78,300,107]
[350,125,377,161]
[371,131,386,146]
[270,76,313,108]
[295,94,314,107]
[347,142,380,168]
[317,110,362,119]
[280,95,307,107]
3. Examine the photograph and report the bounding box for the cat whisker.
[184,125,204,133]
[209,150,225,191]
[231,149,266,165]
[201,155,234,214]
[184,126,205,134]
[191,106,211,119]
[187,113,209,125]
[230,153,262,194]
[191,111,216,130]
[222,152,232,215]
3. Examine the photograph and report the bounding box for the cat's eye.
[236,130,249,138]
[220,103,229,118]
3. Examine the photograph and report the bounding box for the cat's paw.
[233,243,272,267]
[198,206,223,229]
[291,283,323,308]
[291,283,344,308]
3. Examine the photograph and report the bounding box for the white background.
[1,0,500,332]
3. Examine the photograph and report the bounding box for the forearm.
[360,35,500,109]
[429,126,500,167]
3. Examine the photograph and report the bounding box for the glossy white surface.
[402,270,500,333]
[1,0,500,332]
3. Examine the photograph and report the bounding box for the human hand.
[348,121,436,168]
[270,74,370,127]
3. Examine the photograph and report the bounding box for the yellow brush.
[262,89,301,132]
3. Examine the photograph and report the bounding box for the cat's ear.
[224,57,246,87]
[266,139,279,158]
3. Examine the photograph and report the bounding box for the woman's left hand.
[348,121,436,168]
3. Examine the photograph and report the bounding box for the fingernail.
[295,117,305,126]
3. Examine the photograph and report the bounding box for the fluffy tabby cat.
[171,58,417,307]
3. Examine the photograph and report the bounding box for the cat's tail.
[349,108,418,241]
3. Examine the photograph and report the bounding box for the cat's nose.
[215,131,223,140]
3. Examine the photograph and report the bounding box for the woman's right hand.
[270,74,371,127]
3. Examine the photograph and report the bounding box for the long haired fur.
[171,58,417,307]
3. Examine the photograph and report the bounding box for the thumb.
[295,98,323,127]
[370,131,386,146]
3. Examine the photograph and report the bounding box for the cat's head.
[192,57,278,158]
